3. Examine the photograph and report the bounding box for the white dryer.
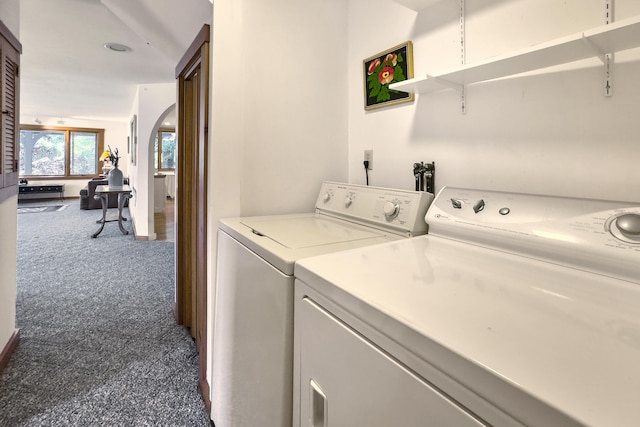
[211,181,434,427]
[294,187,640,426]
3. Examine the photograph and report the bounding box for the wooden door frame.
[175,24,210,413]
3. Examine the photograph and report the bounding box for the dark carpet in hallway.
[0,199,210,426]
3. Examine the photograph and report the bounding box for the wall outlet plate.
[364,150,373,170]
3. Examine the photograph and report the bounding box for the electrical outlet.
[364,150,373,170]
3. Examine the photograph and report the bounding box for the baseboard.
[199,377,212,416]
[0,329,20,375]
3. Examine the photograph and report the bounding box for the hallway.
[155,198,175,242]
[0,199,209,426]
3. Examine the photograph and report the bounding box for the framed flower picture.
[363,41,414,110]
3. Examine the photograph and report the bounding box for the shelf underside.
[391,15,640,94]
[391,0,441,11]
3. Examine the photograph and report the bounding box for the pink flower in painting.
[367,58,381,75]
[378,67,394,85]
[385,53,397,66]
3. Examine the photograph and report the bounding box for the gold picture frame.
[363,41,414,110]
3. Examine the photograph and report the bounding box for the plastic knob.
[344,196,353,208]
[473,199,485,213]
[383,201,399,219]
[616,213,640,236]
[323,192,331,203]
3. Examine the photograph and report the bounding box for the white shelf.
[390,15,640,94]
[391,0,442,11]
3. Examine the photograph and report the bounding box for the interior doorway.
[175,24,210,411]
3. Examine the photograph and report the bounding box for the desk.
[91,185,132,238]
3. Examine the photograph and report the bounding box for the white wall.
[0,0,19,359]
[127,83,175,239]
[207,0,349,408]
[348,0,640,203]
[0,0,19,35]
[0,197,17,355]
[19,117,128,198]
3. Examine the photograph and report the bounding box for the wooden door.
[175,24,210,412]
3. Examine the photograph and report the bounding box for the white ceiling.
[19,0,212,123]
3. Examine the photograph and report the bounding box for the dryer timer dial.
[384,201,400,220]
[607,212,640,244]
[615,213,640,237]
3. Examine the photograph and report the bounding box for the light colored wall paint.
[0,0,19,358]
[348,0,640,202]
[0,0,19,36]
[207,0,349,409]
[19,117,128,198]
[128,83,175,239]
[0,197,18,354]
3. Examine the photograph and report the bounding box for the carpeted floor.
[0,199,211,426]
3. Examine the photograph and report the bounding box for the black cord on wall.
[363,160,369,185]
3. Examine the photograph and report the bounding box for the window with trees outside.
[154,128,176,171]
[19,125,104,178]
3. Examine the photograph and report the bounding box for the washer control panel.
[427,187,640,283]
[316,182,434,237]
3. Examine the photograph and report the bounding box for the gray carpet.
[0,199,211,426]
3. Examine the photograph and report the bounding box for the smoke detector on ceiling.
[103,43,132,53]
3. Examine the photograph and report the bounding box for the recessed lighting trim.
[104,43,132,53]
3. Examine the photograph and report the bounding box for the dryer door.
[295,297,487,427]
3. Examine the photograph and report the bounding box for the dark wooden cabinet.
[0,19,21,203]
[18,184,65,201]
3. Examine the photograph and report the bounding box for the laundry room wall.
[207,0,349,406]
[347,0,640,203]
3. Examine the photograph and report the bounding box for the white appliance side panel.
[212,230,294,427]
[295,297,487,427]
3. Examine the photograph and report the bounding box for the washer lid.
[241,216,384,249]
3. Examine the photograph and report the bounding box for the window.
[19,125,104,178]
[154,128,176,171]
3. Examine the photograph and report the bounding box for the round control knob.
[616,213,640,237]
[383,201,400,220]
[344,196,353,208]
[323,192,332,203]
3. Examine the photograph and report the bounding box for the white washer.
[211,181,434,427]
[294,187,640,427]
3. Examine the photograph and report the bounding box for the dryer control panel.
[427,187,640,284]
[316,182,434,237]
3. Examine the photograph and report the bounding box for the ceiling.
[19,0,212,123]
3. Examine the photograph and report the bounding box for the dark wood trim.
[176,26,210,404]
[0,19,21,53]
[200,377,211,415]
[19,176,103,181]
[0,329,20,375]
[175,24,210,79]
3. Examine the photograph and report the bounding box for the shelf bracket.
[459,0,466,113]
[604,0,614,96]
[580,33,613,97]
[426,75,464,93]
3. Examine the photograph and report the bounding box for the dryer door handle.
[310,379,328,427]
